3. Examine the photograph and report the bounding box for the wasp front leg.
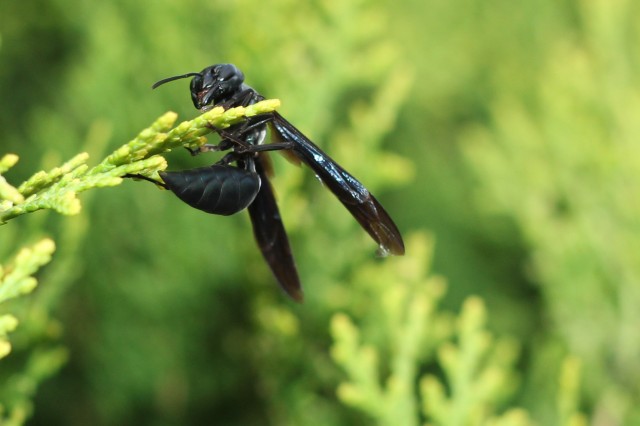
[185,138,235,156]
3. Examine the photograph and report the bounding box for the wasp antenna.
[151,72,202,89]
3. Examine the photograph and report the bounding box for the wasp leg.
[123,173,168,189]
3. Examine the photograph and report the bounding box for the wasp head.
[152,63,245,111]
[190,64,244,110]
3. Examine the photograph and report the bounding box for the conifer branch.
[0,99,280,224]
[0,239,56,359]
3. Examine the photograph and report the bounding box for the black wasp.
[152,64,404,301]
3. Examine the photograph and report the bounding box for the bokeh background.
[1,0,639,424]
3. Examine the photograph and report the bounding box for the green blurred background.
[1,0,639,424]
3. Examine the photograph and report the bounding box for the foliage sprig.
[0,99,280,224]
[0,239,56,359]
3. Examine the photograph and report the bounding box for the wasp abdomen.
[160,165,261,216]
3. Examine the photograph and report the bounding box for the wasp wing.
[246,154,303,301]
[269,112,405,256]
